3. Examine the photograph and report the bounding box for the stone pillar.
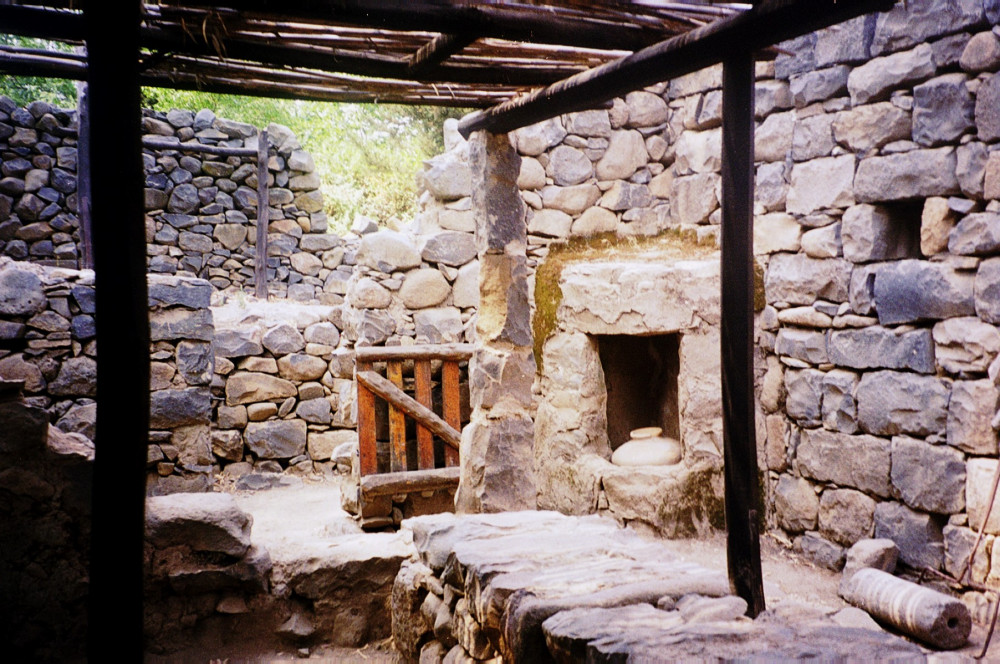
[455,131,536,513]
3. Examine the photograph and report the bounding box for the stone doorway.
[598,333,681,450]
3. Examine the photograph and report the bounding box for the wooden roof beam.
[171,0,681,52]
[458,0,896,137]
[0,4,83,42]
[408,32,478,76]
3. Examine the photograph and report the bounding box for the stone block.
[224,371,297,406]
[540,184,601,215]
[827,326,935,374]
[455,414,536,514]
[920,197,957,256]
[176,340,213,385]
[912,74,975,146]
[873,501,945,570]
[753,213,799,254]
[871,0,985,56]
[819,488,876,547]
[948,212,1000,257]
[856,370,949,437]
[755,162,789,213]
[786,155,855,215]
[356,230,422,272]
[943,525,989,584]
[775,475,818,533]
[572,207,617,237]
[400,269,451,309]
[277,353,328,381]
[800,223,841,259]
[784,368,823,425]
[842,539,899,582]
[546,145,592,186]
[145,492,252,556]
[421,150,471,200]
[832,103,911,152]
[348,277,391,309]
[307,429,357,461]
[841,204,919,264]
[956,142,988,198]
[976,258,1000,324]
[947,380,999,455]
[452,261,479,309]
[595,130,647,181]
[599,182,650,212]
[789,66,850,107]
[765,414,788,471]
[847,43,935,105]
[775,328,828,365]
[891,435,966,514]
[528,209,572,238]
[976,72,1000,142]
[755,112,794,163]
[872,259,975,325]
[795,532,845,571]
[933,317,1000,375]
[262,322,305,355]
[670,172,719,225]
[512,117,566,156]
[792,113,835,162]
[48,356,96,397]
[477,252,531,346]
[150,387,211,428]
[764,254,851,305]
[214,326,263,357]
[854,148,960,203]
[414,307,464,344]
[244,419,307,459]
[147,274,212,309]
[797,428,891,497]
[821,369,859,434]
[471,131,527,255]
[149,308,214,341]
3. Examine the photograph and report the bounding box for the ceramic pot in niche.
[611,426,682,467]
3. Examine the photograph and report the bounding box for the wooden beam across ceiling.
[459,0,896,137]
[407,32,479,76]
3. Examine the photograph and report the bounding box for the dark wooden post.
[254,128,270,299]
[83,0,147,658]
[75,81,93,270]
[720,49,765,618]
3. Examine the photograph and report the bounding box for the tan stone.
[290,252,323,277]
[595,130,647,181]
[572,207,618,236]
[214,224,248,251]
[277,353,328,381]
[754,213,801,254]
[348,277,392,309]
[150,362,175,391]
[247,402,279,421]
[307,429,358,461]
[648,170,673,199]
[240,356,278,373]
[540,184,601,215]
[920,197,956,256]
[984,152,1000,201]
[777,306,833,328]
[399,269,450,309]
[172,424,213,466]
[765,414,788,471]
[517,157,546,190]
[225,371,297,406]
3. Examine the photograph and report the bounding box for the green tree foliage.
[143,89,466,232]
[0,36,77,107]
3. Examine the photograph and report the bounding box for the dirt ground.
[153,478,1000,663]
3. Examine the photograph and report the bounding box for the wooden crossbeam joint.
[356,370,462,451]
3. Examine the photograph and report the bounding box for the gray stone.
[943,525,989,584]
[872,259,975,325]
[784,368,824,425]
[775,475,819,533]
[146,492,252,557]
[855,148,960,203]
[546,145,592,186]
[795,532,846,571]
[599,182,651,212]
[821,369,859,434]
[873,501,945,570]
[789,66,850,107]
[262,322,305,355]
[528,208,572,238]
[348,277,391,309]
[786,155,855,215]
[307,429,356,461]
[912,74,975,146]
[56,402,96,440]
[792,113,835,162]
[967,458,1000,534]
[798,429,891,497]
[147,274,212,309]
[933,316,1000,374]
[538,183,600,215]
[832,103,911,152]
[413,307,463,344]
[856,370,949,437]
[345,309,396,345]
[452,260,479,309]
[947,380,999,455]
[669,173,718,225]
[176,341,213,385]
[848,43,936,105]
[304,321,340,347]
[595,130,647,181]
[975,258,1000,324]
[150,308,214,341]
[775,328,828,365]
[961,30,1000,73]
[512,117,566,156]
[625,91,668,128]
[421,231,476,267]
[167,183,200,214]
[841,204,919,264]
[421,150,471,200]
[244,419,307,459]
[400,269,451,309]
[891,435,966,514]
[295,397,332,424]
[842,539,899,582]
[214,327,263,358]
[674,128,721,174]
[0,267,45,316]
[48,356,97,397]
[975,72,1000,142]
[755,162,790,214]
[300,233,340,252]
[765,254,851,305]
[949,212,1000,256]
[871,0,985,56]
[357,230,421,272]
[819,488,877,547]
[564,110,611,138]
[828,326,935,374]
[277,353,327,381]
[755,111,794,163]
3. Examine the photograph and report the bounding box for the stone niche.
[534,256,725,537]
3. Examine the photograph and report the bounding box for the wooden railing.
[354,343,472,504]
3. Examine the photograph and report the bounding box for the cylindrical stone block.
[839,567,970,649]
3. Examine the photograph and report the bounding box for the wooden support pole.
[408,32,478,75]
[355,343,473,362]
[387,360,407,472]
[720,49,765,618]
[357,359,378,476]
[442,360,461,467]
[254,129,269,299]
[414,360,435,470]
[84,0,147,659]
[356,370,461,451]
[361,466,461,498]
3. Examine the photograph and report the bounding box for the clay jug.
[611,426,682,467]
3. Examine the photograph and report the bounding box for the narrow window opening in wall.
[596,334,680,451]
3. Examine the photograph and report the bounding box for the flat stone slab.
[403,511,926,662]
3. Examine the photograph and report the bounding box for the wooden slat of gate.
[356,358,378,476]
[414,359,435,470]
[442,360,461,466]
[387,359,407,472]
